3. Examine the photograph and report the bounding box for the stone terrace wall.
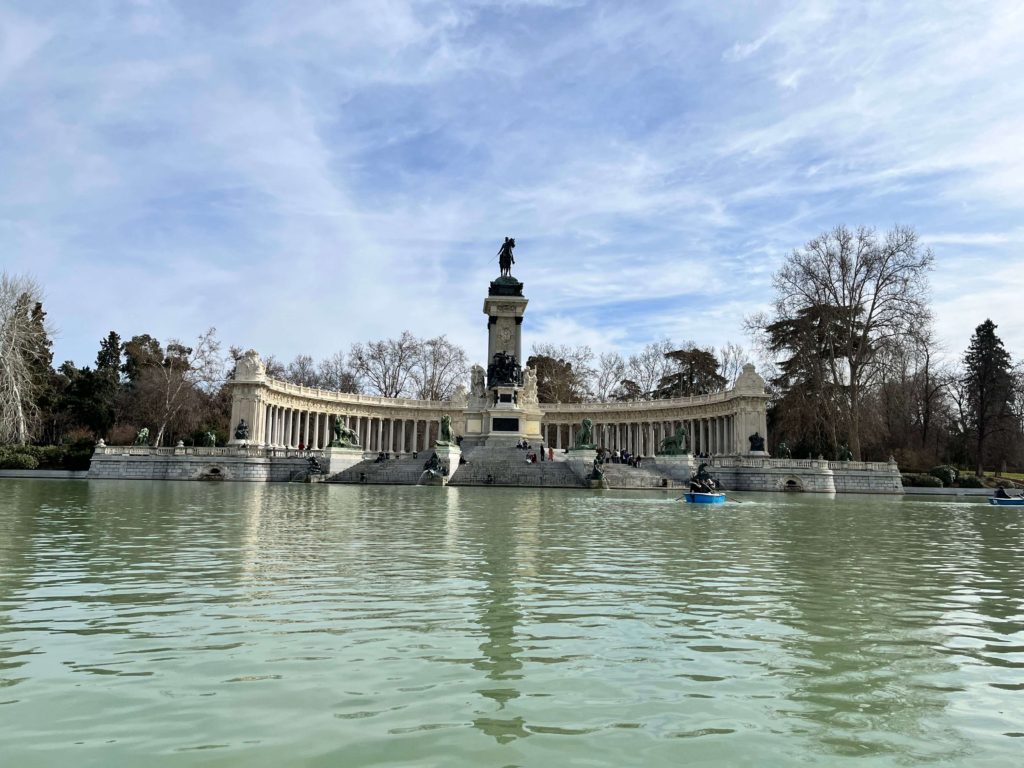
[88,446,320,482]
[710,456,903,494]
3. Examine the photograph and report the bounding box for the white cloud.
[1,0,1023,372]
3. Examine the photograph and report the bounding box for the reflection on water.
[0,481,1022,767]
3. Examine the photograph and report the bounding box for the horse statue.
[574,418,595,449]
[497,236,516,278]
[133,427,149,446]
[331,416,360,448]
[659,424,688,455]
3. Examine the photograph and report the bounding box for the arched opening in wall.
[200,466,225,481]
[782,476,803,492]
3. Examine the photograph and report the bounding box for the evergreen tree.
[121,334,163,384]
[655,347,726,398]
[96,331,123,384]
[962,319,1014,476]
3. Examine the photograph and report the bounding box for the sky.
[2,0,1023,373]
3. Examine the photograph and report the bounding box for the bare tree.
[625,339,675,399]
[593,351,626,401]
[261,354,287,380]
[135,328,226,446]
[349,331,421,398]
[285,354,320,387]
[749,225,933,459]
[411,335,469,400]
[0,273,48,444]
[717,341,749,387]
[317,351,360,393]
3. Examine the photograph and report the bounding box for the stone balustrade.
[94,445,326,459]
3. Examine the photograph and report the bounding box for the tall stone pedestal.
[462,271,545,448]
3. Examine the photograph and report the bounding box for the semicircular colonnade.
[229,359,770,456]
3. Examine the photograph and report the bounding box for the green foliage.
[655,347,726,398]
[63,440,96,471]
[122,334,164,384]
[900,473,942,487]
[962,319,1014,476]
[57,363,115,437]
[0,451,39,470]
[526,354,582,403]
[957,475,984,488]
[928,465,958,487]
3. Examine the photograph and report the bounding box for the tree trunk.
[975,428,985,477]
[848,375,861,460]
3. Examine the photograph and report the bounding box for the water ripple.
[0,481,1021,765]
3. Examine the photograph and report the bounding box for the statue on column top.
[497,237,516,277]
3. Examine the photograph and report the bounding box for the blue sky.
[2,0,1023,372]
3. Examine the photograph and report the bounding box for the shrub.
[901,473,942,487]
[929,465,958,487]
[36,445,67,469]
[958,475,984,488]
[63,439,97,471]
[0,452,39,470]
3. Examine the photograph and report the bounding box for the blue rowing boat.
[989,497,1024,506]
[684,492,727,505]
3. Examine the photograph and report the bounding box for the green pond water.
[0,481,1021,767]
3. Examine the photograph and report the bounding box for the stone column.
[311,411,319,449]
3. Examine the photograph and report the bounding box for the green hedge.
[0,452,39,470]
[0,442,95,471]
[929,465,958,487]
[958,475,984,488]
[901,473,943,487]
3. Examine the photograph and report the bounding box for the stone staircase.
[329,453,437,485]
[598,461,688,490]
[448,445,584,488]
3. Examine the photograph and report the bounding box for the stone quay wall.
[87,445,363,482]
[709,456,903,494]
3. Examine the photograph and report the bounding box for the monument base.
[565,447,598,484]
[421,444,462,486]
[652,454,697,482]
[323,446,365,476]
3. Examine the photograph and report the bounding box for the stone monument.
[461,237,545,448]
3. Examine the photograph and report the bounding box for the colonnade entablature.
[229,349,770,458]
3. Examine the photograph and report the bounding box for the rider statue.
[497,237,516,278]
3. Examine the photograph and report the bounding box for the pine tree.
[962,319,1013,476]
